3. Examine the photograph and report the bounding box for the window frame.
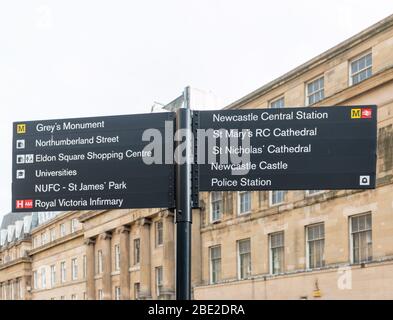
[97,250,103,274]
[237,238,251,280]
[306,223,325,269]
[269,96,285,109]
[115,287,121,300]
[238,191,252,215]
[60,223,66,237]
[350,212,372,264]
[269,191,286,207]
[60,261,66,283]
[133,238,141,265]
[71,258,78,281]
[209,245,222,284]
[210,191,223,223]
[155,221,164,247]
[349,51,372,86]
[50,264,56,287]
[305,75,325,106]
[269,231,285,275]
[115,244,120,271]
[155,266,163,297]
[41,267,46,289]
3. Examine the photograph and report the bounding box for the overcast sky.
[1,1,393,224]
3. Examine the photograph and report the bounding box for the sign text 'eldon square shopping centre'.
[12,105,377,212]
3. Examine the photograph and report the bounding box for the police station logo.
[359,175,370,186]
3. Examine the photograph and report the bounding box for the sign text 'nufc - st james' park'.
[12,105,377,212]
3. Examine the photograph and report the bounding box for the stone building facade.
[0,14,393,300]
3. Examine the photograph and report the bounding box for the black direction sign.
[194,105,377,191]
[12,112,175,212]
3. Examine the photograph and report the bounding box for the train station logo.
[351,108,372,119]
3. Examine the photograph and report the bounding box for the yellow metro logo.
[351,109,361,119]
[17,124,26,134]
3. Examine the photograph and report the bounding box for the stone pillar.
[160,211,175,299]
[117,226,131,300]
[138,218,151,299]
[100,232,112,300]
[21,275,31,300]
[7,280,11,300]
[13,279,18,300]
[85,238,96,300]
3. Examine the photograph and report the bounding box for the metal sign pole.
[175,87,192,300]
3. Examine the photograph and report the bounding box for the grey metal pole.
[175,86,192,300]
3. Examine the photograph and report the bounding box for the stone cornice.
[0,257,32,271]
[28,230,84,256]
[78,210,109,223]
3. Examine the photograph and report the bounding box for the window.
[156,221,163,246]
[270,97,285,109]
[115,287,121,300]
[71,219,78,233]
[238,191,251,214]
[115,244,120,271]
[237,239,251,279]
[34,236,39,248]
[351,213,372,264]
[209,246,221,284]
[210,192,223,222]
[134,239,140,265]
[60,261,66,283]
[134,283,140,300]
[98,289,103,300]
[50,228,56,242]
[72,258,78,280]
[307,224,325,269]
[60,295,65,300]
[306,76,324,105]
[97,250,103,274]
[50,265,56,287]
[350,52,372,86]
[33,271,38,289]
[41,232,47,246]
[155,266,163,297]
[83,292,87,300]
[41,268,46,289]
[270,232,284,274]
[270,191,286,206]
[60,223,66,237]
[71,294,77,300]
[83,255,87,279]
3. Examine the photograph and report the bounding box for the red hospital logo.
[361,108,372,119]
[16,200,24,209]
[15,199,33,209]
[24,199,33,209]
